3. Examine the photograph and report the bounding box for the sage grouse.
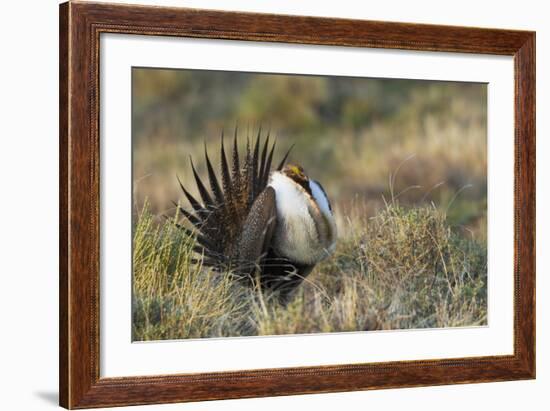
[174,128,337,300]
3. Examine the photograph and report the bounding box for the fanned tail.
[175,127,291,272]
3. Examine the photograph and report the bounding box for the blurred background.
[132,68,487,241]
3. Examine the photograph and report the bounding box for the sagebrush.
[132,200,487,341]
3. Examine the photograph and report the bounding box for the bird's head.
[282,164,310,192]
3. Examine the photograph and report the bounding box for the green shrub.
[132,201,487,341]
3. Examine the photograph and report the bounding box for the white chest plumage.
[268,172,337,265]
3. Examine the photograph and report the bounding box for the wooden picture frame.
[59,1,535,408]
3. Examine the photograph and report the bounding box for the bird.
[173,127,337,301]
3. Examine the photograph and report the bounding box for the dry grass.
[132,78,487,239]
[132,198,487,341]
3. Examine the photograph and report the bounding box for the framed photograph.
[59,1,535,408]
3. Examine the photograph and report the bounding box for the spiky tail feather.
[175,127,292,276]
